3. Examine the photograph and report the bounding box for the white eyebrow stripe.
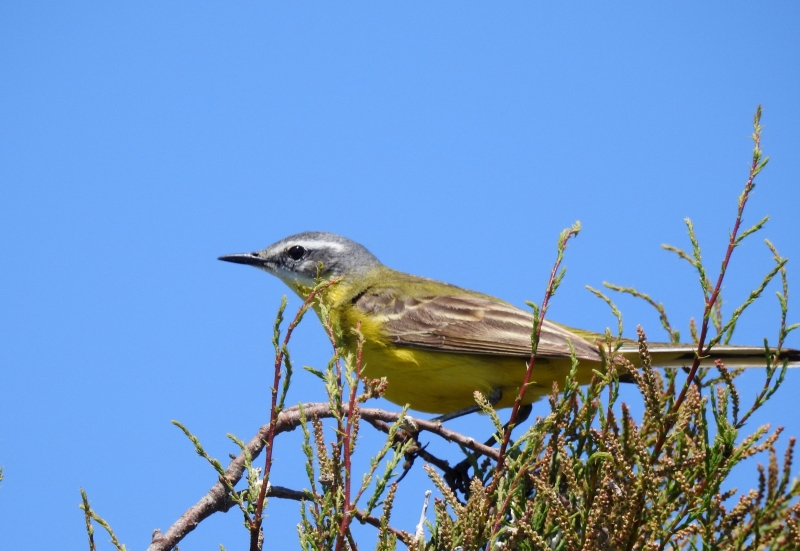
[286,240,347,252]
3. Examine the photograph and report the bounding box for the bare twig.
[352,508,415,547]
[209,483,416,548]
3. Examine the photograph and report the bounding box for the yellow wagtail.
[220,232,799,415]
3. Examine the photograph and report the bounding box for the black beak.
[218,252,267,267]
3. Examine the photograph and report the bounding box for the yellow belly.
[357,341,593,414]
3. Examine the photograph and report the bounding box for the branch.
[215,484,417,549]
[147,404,494,551]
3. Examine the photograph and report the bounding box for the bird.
[219,231,799,415]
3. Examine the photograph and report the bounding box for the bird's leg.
[448,403,534,494]
[479,402,532,451]
[391,426,465,495]
[396,389,507,492]
[435,391,533,498]
[428,388,504,424]
[428,405,480,424]
[395,438,425,483]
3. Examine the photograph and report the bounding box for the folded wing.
[354,289,603,362]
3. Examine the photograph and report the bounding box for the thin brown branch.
[147,403,492,551]
[352,508,416,548]
[212,484,415,549]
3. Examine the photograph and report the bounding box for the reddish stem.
[251,279,340,548]
[491,463,531,533]
[650,137,760,462]
[490,225,575,534]
[492,226,579,484]
[335,322,363,551]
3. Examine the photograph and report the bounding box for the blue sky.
[2,3,799,549]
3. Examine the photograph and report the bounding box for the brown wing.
[354,289,602,362]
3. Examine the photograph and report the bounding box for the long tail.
[616,343,800,368]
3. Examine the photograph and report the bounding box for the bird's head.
[219,231,382,296]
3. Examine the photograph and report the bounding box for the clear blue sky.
[2,3,799,549]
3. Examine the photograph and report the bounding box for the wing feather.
[354,290,602,362]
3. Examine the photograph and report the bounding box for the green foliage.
[424,334,799,550]
[80,488,128,551]
[296,314,414,551]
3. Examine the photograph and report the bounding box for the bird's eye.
[287,245,307,261]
